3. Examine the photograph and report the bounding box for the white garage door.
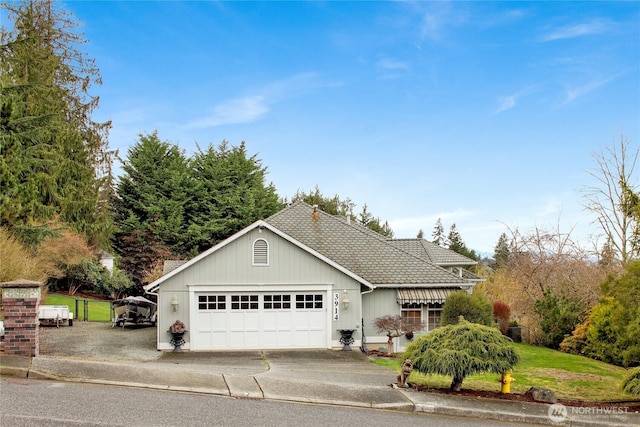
[192,292,327,350]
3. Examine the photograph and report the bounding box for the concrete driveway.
[38,321,397,386]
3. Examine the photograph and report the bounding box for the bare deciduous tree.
[479,222,604,342]
[373,315,424,354]
[584,135,639,267]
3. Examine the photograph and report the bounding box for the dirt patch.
[529,367,612,382]
[39,321,160,362]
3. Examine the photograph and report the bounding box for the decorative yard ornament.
[168,320,187,352]
[396,358,414,388]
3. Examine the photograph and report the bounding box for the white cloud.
[495,95,516,113]
[406,1,468,42]
[188,73,319,129]
[541,20,610,42]
[378,57,409,71]
[494,85,537,113]
[562,72,624,104]
[189,95,269,128]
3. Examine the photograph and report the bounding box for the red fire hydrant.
[498,370,515,393]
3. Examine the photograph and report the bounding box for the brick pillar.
[0,280,42,357]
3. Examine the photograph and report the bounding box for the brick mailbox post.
[0,280,42,357]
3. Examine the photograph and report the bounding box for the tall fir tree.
[0,0,112,246]
[493,232,511,267]
[187,141,281,254]
[357,203,394,237]
[114,132,191,258]
[447,223,477,260]
[432,218,446,247]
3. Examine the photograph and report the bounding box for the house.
[144,201,481,351]
[99,250,115,275]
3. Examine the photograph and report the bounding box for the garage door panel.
[192,292,327,350]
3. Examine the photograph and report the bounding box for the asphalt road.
[1,378,541,427]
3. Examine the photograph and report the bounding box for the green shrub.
[404,318,519,391]
[585,297,624,366]
[622,367,640,396]
[560,317,590,355]
[534,289,585,349]
[441,291,493,326]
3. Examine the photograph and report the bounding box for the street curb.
[0,355,31,378]
[1,358,637,426]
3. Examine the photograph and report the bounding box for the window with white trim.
[427,303,443,331]
[264,294,291,310]
[231,295,259,310]
[253,239,268,265]
[198,295,226,310]
[401,303,423,330]
[295,294,323,309]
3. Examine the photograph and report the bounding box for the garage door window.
[264,294,291,309]
[198,295,226,310]
[231,295,259,310]
[296,294,323,309]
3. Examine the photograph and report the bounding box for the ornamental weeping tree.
[622,367,640,397]
[374,315,424,355]
[404,317,519,391]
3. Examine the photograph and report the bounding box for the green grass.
[373,342,634,402]
[43,293,111,323]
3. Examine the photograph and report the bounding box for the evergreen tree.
[447,223,477,260]
[417,229,424,239]
[0,0,112,245]
[431,218,446,247]
[493,232,511,267]
[290,187,393,237]
[187,141,281,254]
[533,290,585,349]
[114,132,191,256]
[404,318,519,391]
[290,186,354,217]
[358,203,394,238]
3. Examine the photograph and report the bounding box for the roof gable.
[144,219,375,293]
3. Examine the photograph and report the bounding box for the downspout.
[359,286,375,353]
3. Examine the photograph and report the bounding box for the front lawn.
[44,293,111,323]
[373,343,634,402]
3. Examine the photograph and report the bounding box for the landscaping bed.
[409,384,640,411]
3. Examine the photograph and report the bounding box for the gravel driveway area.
[39,321,161,362]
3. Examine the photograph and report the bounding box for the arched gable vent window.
[253,239,269,265]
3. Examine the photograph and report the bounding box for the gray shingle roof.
[266,202,469,287]
[388,238,477,265]
[163,260,188,275]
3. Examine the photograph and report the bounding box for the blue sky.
[61,1,639,253]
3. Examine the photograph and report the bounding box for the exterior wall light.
[342,291,350,310]
[171,295,179,312]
